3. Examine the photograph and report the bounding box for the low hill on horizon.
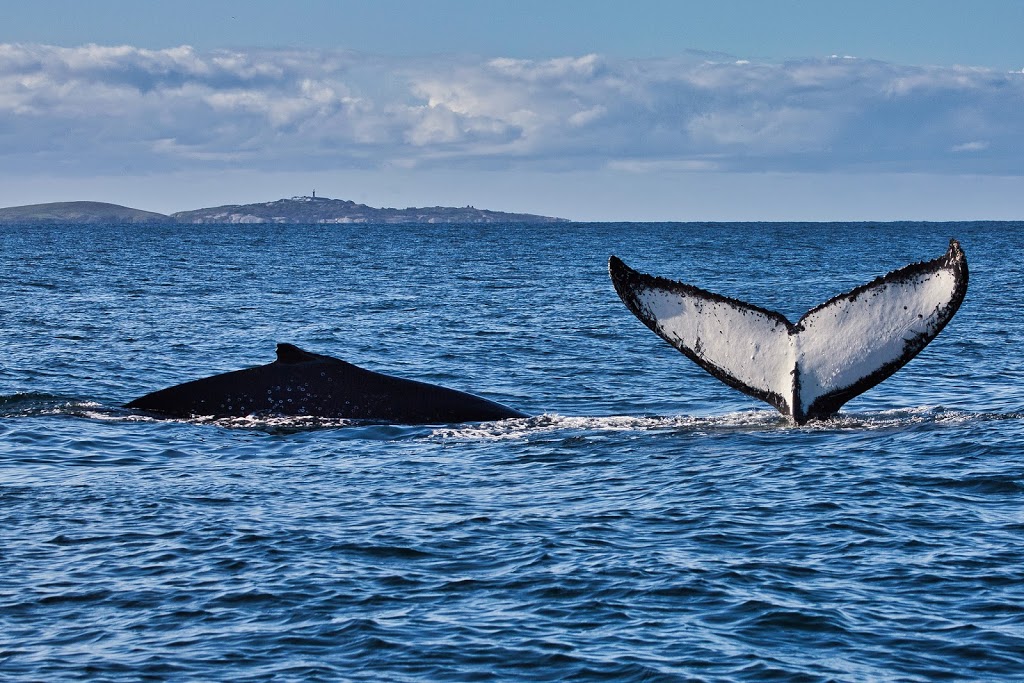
[0,201,174,224]
[0,196,568,225]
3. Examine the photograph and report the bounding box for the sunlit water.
[1,222,1022,681]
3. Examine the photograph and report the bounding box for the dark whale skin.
[126,343,526,424]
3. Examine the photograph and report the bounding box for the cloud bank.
[2,43,1023,176]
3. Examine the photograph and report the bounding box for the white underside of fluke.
[635,287,794,405]
[609,240,968,423]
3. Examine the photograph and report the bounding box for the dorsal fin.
[276,343,318,364]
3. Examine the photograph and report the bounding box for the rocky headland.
[0,196,568,225]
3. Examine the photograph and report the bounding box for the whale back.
[126,343,526,423]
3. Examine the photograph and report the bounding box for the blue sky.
[2,1,1023,220]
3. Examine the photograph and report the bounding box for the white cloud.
[605,159,720,173]
[1,43,1023,176]
[951,140,989,153]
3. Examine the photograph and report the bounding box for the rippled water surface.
[1,222,1022,681]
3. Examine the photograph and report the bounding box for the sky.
[1,0,1023,221]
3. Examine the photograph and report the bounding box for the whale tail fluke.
[609,239,968,424]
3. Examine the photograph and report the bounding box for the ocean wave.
[0,392,103,417]
[429,406,1024,441]
[3,396,1021,440]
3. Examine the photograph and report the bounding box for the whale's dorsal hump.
[276,343,320,364]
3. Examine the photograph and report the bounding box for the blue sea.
[1,221,1022,681]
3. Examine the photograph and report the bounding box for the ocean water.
[1,221,1022,681]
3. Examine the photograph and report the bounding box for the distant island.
[0,201,175,225]
[0,196,569,225]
